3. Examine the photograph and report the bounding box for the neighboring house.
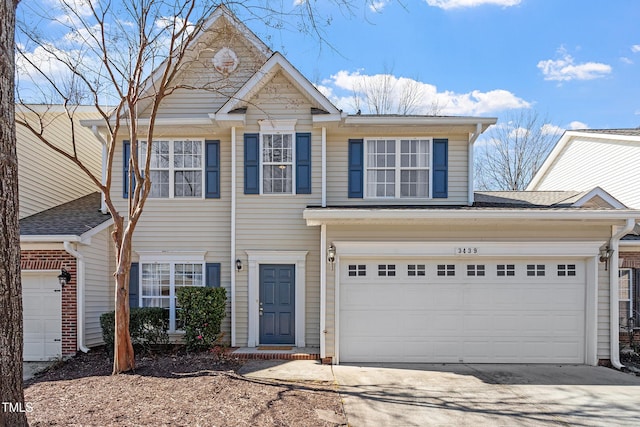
[528,129,640,345]
[80,6,639,366]
[16,106,113,361]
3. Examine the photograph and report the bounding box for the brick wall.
[21,250,77,356]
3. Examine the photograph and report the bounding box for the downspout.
[91,125,108,214]
[320,224,326,359]
[467,123,482,206]
[231,126,237,347]
[321,127,327,208]
[63,241,90,353]
[609,218,635,369]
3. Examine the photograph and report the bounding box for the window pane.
[175,263,203,287]
[175,171,202,197]
[141,263,170,296]
[149,171,170,198]
[263,165,292,194]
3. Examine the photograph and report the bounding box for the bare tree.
[475,110,561,191]
[0,0,28,424]
[15,0,387,374]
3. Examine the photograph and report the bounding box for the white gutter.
[63,241,90,353]
[320,224,326,358]
[468,123,482,206]
[21,235,81,243]
[609,218,636,369]
[90,125,109,213]
[231,126,237,347]
[321,127,327,208]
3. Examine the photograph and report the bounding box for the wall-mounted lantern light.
[327,244,336,270]
[236,259,243,272]
[599,247,614,271]
[58,268,71,287]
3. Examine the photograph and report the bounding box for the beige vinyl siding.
[234,72,322,347]
[112,135,233,341]
[323,222,612,360]
[535,137,640,209]
[597,261,610,358]
[78,226,114,347]
[16,108,102,219]
[326,130,470,205]
[141,22,267,120]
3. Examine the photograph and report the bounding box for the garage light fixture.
[599,247,614,271]
[236,259,243,272]
[327,244,336,270]
[57,268,71,287]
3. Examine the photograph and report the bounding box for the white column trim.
[246,250,308,347]
[333,255,341,365]
[585,256,598,365]
[320,225,327,358]
[321,127,327,208]
[231,126,237,347]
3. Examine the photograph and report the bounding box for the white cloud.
[369,0,390,12]
[620,57,633,65]
[425,0,521,9]
[541,123,564,135]
[631,45,640,53]
[292,0,305,5]
[537,48,612,82]
[568,121,589,130]
[321,70,530,115]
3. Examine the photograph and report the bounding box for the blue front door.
[259,264,295,345]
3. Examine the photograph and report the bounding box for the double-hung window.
[620,268,634,330]
[140,140,203,198]
[141,261,205,332]
[262,133,293,194]
[365,138,430,198]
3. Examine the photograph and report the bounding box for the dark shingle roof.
[474,191,586,208]
[20,193,111,236]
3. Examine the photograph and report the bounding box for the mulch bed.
[24,350,346,426]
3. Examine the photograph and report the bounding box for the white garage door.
[22,273,62,361]
[340,258,586,363]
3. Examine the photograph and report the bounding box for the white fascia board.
[303,207,640,226]
[79,218,114,243]
[333,241,603,258]
[81,117,213,128]
[572,187,628,209]
[218,53,340,115]
[312,113,347,124]
[342,116,497,129]
[209,112,246,126]
[20,235,81,243]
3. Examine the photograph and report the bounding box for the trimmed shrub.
[100,307,169,354]
[177,286,227,351]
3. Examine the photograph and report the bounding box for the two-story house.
[83,6,639,366]
[17,105,114,361]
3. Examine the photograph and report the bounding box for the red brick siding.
[21,250,77,356]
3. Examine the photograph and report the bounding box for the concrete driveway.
[332,364,640,426]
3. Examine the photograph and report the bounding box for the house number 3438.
[455,247,478,255]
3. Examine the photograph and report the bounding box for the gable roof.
[20,193,112,241]
[528,129,640,190]
[215,52,340,117]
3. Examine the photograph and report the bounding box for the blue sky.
[16,0,640,132]
[249,0,640,131]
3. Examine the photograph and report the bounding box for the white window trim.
[363,137,433,200]
[258,120,297,195]
[246,250,307,347]
[620,268,633,328]
[137,251,207,333]
[140,139,206,199]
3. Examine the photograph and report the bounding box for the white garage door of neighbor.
[22,273,62,361]
[340,259,586,364]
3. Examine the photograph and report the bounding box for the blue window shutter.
[433,138,448,198]
[123,140,131,198]
[129,262,139,308]
[244,133,260,194]
[348,139,364,198]
[206,263,221,288]
[205,140,220,198]
[296,132,312,194]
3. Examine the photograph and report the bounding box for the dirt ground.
[24,350,346,426]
